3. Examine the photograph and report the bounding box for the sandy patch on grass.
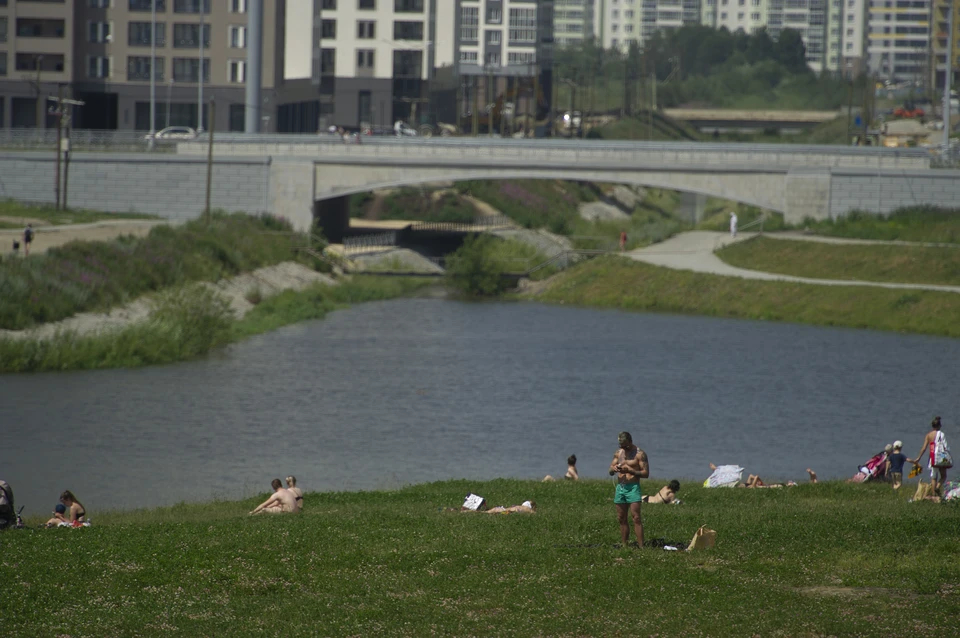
[0,261,336,340]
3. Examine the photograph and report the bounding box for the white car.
[144,126,198,141]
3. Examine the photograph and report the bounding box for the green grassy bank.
[0,200,159,228]
[0,276,433,374]
[802,207,960,244]
[718,236,960,286]
[4,479,958,636]
[533,256,960,338]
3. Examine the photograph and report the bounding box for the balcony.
[15,52,66,77]
[16,18,66,38]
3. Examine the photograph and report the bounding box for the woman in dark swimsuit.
[60,490,87,526]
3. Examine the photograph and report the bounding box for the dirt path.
[0,220,171,255]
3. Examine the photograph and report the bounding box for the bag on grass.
[934,432,953,469]
[912,481,933,501]
[687,526,717,551]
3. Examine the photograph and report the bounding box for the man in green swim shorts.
[609,431,649,547]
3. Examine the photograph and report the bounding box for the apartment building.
[554,0,594,46]
[306,0,459,130]
[865,0,932,83]
[840,0,867,76]
[0,0,284,131]
[930,0,959,88]
[457,0,555,126]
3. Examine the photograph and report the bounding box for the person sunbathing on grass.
[642,480,681,504]
[249,479,298,515]
[446,501,537,514]
[740,468,819,488]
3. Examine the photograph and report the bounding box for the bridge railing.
[342,231,399,255]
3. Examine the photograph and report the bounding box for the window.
[173,0,210,13]
[128,22,165,46]
[89,0,111,7]
[0,17,6,44]
[229,25,246,48]
[128,55,163,81]
[357,20,375,39]
[174,23,210,48]
[487,7,502,24]
[394,0,423,12]
[173,57,210,82]
[508,8,537,44]
[230,0,246,11]
[88,56,110,79]
[751,12,760,19]
[229,59,245,83]
[356,49,374,70]
[321,19,336,39]
[485,52,501,66]
[460,51,478,63]
[319,48,335,75]
[321,0,336,8]
[486,30,501,45]
[0,52,6,77]
[392,50,422,77]
[130,0,165,10]
[508,52,535,65]
[393,21,424,40]
[88,21,111,43]
[461,6,479,42]
[358,90,371,125]
[358,0,375,8]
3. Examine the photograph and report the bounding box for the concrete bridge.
[2,137,959,234]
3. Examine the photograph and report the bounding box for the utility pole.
[46,94,84,210]
[149,1,156,150]
[945,6,954,152]
[205,98,216,222]
[198,0,205,132]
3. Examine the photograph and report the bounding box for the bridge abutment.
[268,159,315,232]
[783,170,832,223]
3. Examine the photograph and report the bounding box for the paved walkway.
[1,219,171,255]
[625,231,960,295]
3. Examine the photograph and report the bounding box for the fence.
[0,128,164,152]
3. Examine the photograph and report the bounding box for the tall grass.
[0,213,297,330]
[804,206,960,244]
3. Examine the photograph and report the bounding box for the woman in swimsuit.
[285,476,304,511]
[60,490,86,526]
[910,416,948,496]
[642,480,680,504]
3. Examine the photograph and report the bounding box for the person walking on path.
[608,431,649,548]
[619,230,627,251]
[23,224,34,256]
[910,416,950,496]
[729,212,738,238]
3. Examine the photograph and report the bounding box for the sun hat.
[893,440,903,449]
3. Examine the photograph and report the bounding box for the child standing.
[886,441,908,490]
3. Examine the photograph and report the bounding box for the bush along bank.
[0,276,434,374]
[0,213,300,330]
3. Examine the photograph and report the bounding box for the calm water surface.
[2,299,958,514]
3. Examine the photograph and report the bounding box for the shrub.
[445,235,511,296]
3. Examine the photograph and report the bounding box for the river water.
[2,299,958,515]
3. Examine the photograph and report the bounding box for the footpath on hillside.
[625,231,960,295]
[1,219,170,255]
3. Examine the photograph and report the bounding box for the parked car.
[144,126,198,141]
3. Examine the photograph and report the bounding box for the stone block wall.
[0,152,271,221]
[828,169,960,218]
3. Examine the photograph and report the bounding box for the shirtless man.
[608,431,649,547]
[249,479,298,515]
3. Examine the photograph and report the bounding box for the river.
[1,299,957,515]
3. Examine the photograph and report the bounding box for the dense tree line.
[554,26,868,111]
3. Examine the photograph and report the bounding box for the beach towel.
[704,465,744,488]
[462,493,486,511]
[942,480,960,501]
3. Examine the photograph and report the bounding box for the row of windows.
[320,19,424,41]
[88,56,248,82]
[84,21,247,49]
[318,48,423,77]
[315,0,424,11]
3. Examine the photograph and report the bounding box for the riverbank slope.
[5,479,957,636]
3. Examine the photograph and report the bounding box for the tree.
[746,28,777,65]
[775,29,808,73]
[445,235,509,296]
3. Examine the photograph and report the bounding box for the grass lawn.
[718,236,960,286]
[801,207,960,245]
[3,479,958,636]
[0,200,158,228]
[533,256,960,338]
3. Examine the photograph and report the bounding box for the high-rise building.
[865,0,932,84]
[0,0,285,131]
[594,0,700,51]
[554,0,595,47]
[840,0,868,76]
[930,0,959,88]
[307,0,458,131]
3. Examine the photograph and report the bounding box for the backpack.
[934,431,953,469]
[24,228,34,242]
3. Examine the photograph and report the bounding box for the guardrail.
[0,128,163,152]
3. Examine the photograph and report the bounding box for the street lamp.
[166,78,174,128]
[148,1,156,149]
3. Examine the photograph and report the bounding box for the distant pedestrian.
[910,416,951,496]
[23,224,34,256]
[619,230,627,251]
[729,212,738,238]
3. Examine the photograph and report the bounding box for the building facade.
[554,0,594,46]
[0,0,284,131]
[865,0,932,83]
[930,0,959,88]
